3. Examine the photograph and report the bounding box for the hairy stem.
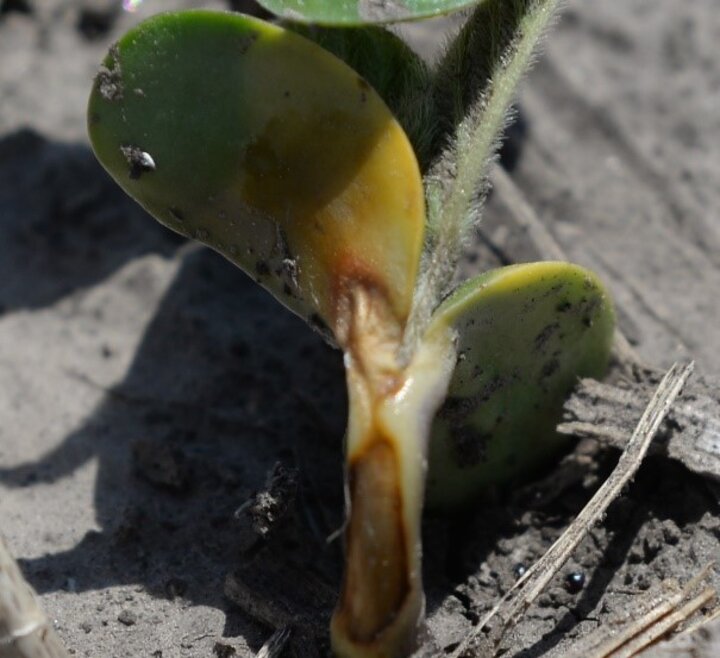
[402,0,561,358]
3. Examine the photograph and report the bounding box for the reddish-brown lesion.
[335,436,410,643]
[328,260,422,652]
[331,257,406,398]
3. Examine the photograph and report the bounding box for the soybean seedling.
[87,2,614,657]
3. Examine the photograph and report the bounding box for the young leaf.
[293,24,436,165]
[425,262,615,508]
[404,0,561,354]
[87,10,425,339]
[258,0,482,25]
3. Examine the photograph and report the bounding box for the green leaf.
[87,10,426,337]
[293,24,435,165]
[425,262,615,508]
[258,0,482,25]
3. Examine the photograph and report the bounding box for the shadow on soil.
[0,130,349,651]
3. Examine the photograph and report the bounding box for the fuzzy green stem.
[402,0,561,359]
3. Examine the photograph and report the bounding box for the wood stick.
[612,588,716,658]
[560,376,720,483]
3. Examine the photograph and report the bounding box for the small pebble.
[213,643,237,657]
[565,571,585,593]
[662,519,682,545]
[117,609,137,626]
[643,534,662,562]
[637,572,652,590]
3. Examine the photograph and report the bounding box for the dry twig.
[614,588,716,658]
[641,614,720,657]
[560,376,720,483]
[562,566,717,658]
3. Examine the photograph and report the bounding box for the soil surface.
[1,1,719,657]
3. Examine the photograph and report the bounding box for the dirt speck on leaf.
[120,145,156,180]
[96,43,123,102]
[237,32,257,55]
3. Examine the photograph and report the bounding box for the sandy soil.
[0,1,718,656]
